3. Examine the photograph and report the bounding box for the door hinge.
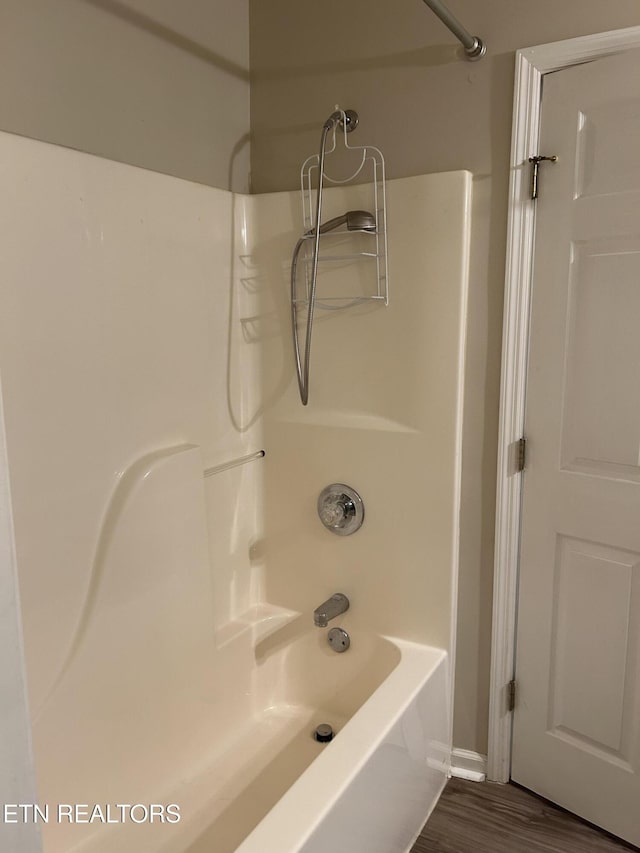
[517,437,526,472]
[528,154,558,200]
[508,679,517,712]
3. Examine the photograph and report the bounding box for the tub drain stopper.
[314,723,334,743]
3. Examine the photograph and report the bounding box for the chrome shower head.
[307,210,376,236]
[344,210,376,232]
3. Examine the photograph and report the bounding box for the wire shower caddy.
[297,108,389,309]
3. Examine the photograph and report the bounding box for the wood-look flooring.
[412,778,639,853]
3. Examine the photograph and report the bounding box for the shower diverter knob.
[317,484,364,535]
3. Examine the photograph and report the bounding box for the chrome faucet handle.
[317,484,364,535]
[319,495,355,527]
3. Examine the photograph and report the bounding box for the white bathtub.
[237,636,449,853]
[36,626,448,853]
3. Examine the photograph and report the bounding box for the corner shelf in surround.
[214,603,301,649]
[280,408,420,434]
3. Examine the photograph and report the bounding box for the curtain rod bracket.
[464,36,487,61]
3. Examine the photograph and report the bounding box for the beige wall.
[248,0,640,753]
[0,0,250,191]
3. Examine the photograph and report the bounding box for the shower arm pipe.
[420,0,486,60]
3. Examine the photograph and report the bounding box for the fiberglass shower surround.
[1,125,472,852]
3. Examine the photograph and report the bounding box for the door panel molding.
[488,25,640,783]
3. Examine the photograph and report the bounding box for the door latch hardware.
[517,437,526,472]
[508,679,517,712]
[528,155,558,200]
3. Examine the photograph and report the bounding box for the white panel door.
[513,48,640,847]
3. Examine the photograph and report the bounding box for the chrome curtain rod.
[421,0,486,60]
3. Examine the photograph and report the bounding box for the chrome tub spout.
[314,593,350,627]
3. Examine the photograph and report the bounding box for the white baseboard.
[450,748,487,782]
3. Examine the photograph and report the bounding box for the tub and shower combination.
[26,441,451,853]
[0,96,470,851]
